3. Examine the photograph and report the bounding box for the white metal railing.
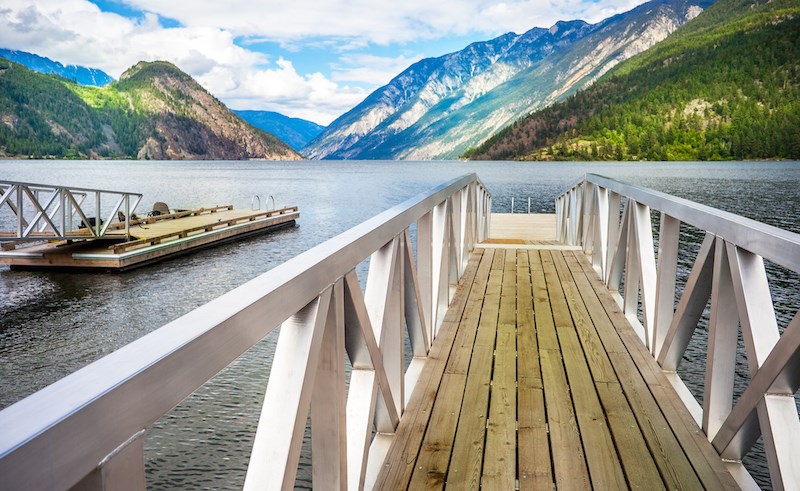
[0,180,143,240]
[556,174,800,490]
[0,174,491,490]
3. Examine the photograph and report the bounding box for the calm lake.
[1,159,798,489]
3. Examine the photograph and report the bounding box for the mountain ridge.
[0,59,302,160]
[0,48,114,86]
[303,0,711,160]
[233,110,325,151]
[466,0,800,161]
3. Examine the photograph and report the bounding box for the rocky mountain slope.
[468,0,800,161]
[0,59,301,160]
[234,110,325,151]
[0,48,113,86]
[303,0,712,160]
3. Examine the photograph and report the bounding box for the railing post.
[71,431,146,491]
[633,201,657,348]
[703,238,738,439]
[605,192,621,283]
[447,197,459,301]
[653,213,679,358]
[365,237,404,431]
[486,194,492,242]
[581,182,592,250]
[431,200,449,335]
[244,291,332,491]
[417,211,433,345]
[582,184,593,254]
[592,186,609,278]
[311,280,347,489]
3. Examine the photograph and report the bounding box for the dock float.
[1,173,797,490]
[0,202,298,271]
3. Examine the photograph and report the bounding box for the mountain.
[303,0,712,160]
[0,48,114,86]
[0,59,302,160]
[467,0,800,161]
[234,110,325,151]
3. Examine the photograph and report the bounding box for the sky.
[0,0,646,125]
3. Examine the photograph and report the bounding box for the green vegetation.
[0,59,107,157]
[466,0,800,161]
[0,59,298,160]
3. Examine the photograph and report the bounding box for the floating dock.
[0,205,299,271]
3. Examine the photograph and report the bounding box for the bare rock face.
[304,0,713,160]
[137,137,165,160]
[120,61,303,161]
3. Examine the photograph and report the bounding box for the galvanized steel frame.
[0,174,490,491]
[0,180,143,240]
[556,174,800,490]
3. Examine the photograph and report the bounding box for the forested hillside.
[467,0,800,161]
[305,0,711,160]
[0,59,302,160]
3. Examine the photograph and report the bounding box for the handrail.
[0,180,143,241]
[0,174,491,490]
[556,174,800,490]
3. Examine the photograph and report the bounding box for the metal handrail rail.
[0,180,143,240]
[555,174,800,490]
[583,174,800,272]
[0,174,491,490]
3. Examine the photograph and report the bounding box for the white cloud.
[0,0,649,124]
[0,0,369,124]
[207,58,368,124]
[332,54,425,85]
[119,0,646,42]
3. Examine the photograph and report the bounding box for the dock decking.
[0,205,298,270]
[374,216,738,489]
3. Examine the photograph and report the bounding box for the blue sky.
[0,0,646,124]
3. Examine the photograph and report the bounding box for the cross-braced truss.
[558,174,800,490]
[0,180,142,241]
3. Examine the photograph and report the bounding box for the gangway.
[1,174,798,489]
[0,180,143,241]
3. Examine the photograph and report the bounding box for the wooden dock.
[0,205,298,271]
[373,214,738,490]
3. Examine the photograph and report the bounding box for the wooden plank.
[531,250,590,490]
[596,382,666,490]
[447,250,504,489]
[542,250,627,489]
[539,348,589,490]
[488,213,557,242]
[517,383,551,491]
[564,252,703,490]
[550,251,617,383]
[552,251,664,490]
[529,251,559,352]
[517,251,552,490]
[482,250,517,489]
[516,250,541,382]
[446,345,493,490]
[407,372,467,489]
[409,249,496,488]
[445,249,495,375]
[608,350,704,490]
[569,251,738,490]
[373,250,484,488]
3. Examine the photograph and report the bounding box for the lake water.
[1,160,798,489]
